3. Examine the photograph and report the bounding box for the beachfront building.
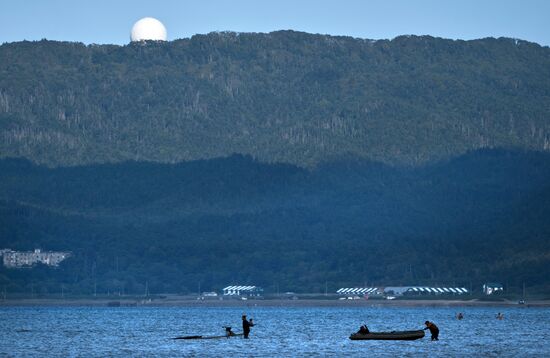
[1,248,71,268]
[383,286,469,296]
[483,283,504,295]
[222,285,263,297]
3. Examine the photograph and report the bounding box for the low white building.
[1,248,71,268]
[222,285,263,297]
[483,283,504,295]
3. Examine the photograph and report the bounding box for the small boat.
[173,327,244,340]
[349,330,425,341]
[172,333,244,340]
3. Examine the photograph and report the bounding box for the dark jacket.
[242,318,254,333]
[424,322,439,334]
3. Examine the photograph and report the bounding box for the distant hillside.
[1,150,550,294]
[1,32,549,166]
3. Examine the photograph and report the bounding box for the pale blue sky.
[1,0,549,46]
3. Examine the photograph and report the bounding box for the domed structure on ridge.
[130,17,167,42]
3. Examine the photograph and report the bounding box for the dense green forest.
[1,32,549,296]
[1,32,549,167]
[1,150,550,295]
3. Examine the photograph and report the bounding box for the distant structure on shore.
[336,287,381,296]
[336,286,469,298]
[0,249,71,268]
[483,283,504,295]
[222,285,263,297]
[383,286,469,296]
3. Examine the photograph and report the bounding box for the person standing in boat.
[242,315,254,339]
[424,321,439,341]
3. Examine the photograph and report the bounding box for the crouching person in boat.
[242,315,254,339]
[424,321,439,341]
[225,326,236,337]
[358,325,370,334]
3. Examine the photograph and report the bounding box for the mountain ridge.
[1,31,549,167]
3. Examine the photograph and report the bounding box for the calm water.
[1,305,549,357]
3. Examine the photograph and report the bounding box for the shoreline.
[2,298,549,308]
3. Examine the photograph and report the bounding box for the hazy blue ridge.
[1,149,549,294]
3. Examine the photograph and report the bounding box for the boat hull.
[349,330,425,341]
[173,333,244,340]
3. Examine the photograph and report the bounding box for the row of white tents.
[337,286,469,296]
[336,288,380,295]
[222,285,263,296]
[221,285,469,296]
[406,287,468,294]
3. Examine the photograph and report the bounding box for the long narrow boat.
[172,333,244,340]
[349,330,425,341]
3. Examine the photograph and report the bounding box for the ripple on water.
[0,305,549,357]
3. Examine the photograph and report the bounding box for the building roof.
[384,286,469,294]
[336,287,379,294]
[222,285,260,291]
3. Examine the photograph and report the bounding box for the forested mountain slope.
[1,150,549,294]
[1,32,549,166]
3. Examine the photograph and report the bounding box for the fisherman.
[242,315,254,339]
[424,321,439,341]
[358,325,370,334]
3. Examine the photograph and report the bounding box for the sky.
[1,0,549,46]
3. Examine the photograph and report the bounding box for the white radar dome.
[130,17,167,42]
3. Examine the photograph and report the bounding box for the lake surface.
[1,305,549,357]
